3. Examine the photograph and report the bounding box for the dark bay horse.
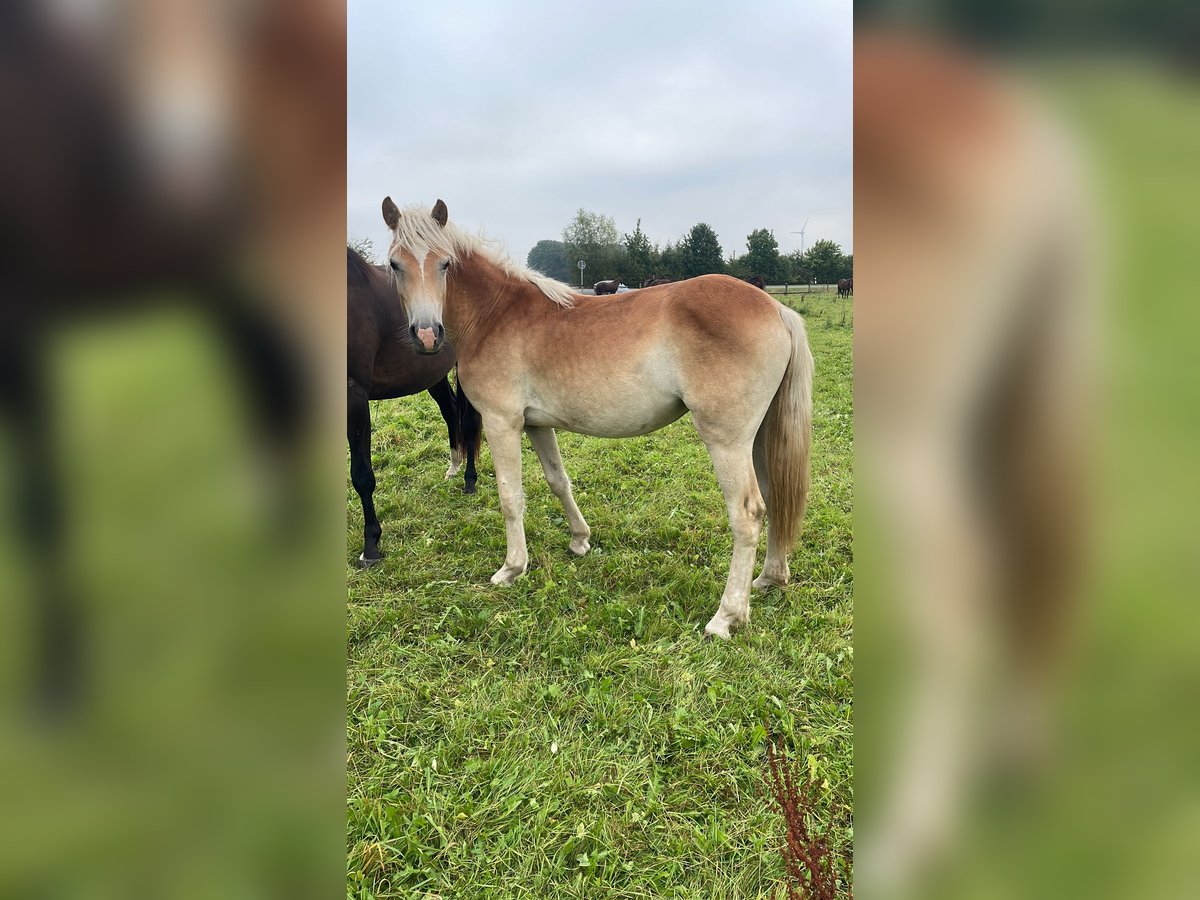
[347,247,480,567]
[383,199,813,639]
[746,274,768,291]
[1,1,347,713]
[642,276,673,288]
[837,277,854,297]
[593,279,620,295]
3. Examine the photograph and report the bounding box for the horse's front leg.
[526,426,590,556]
[347,379,381,566]
[426,376,464,481]
[483,415,528,584]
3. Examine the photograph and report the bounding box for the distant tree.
[799,239,850,284]
[843,254,853,281]
[527,239,572,281]
[785,249,811,284]
[658,240,682,281]
[562,208,623,282]
[777,253,795,284]
[680,223,725,278]
[622,219,657,287]
[348,235,379,265]
[744,228,783,283]
[725,253,753,279]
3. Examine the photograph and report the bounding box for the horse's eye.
[389,260,400,272]
[440,260,451,272]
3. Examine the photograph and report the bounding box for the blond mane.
[388,204,578,308]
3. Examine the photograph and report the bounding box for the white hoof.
[445,449,464,479]
[569,536,591,556]
[490,562,526,585]
[752,573,788,591]
[704,617,733,640]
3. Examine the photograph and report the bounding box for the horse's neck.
[447,256,530,353]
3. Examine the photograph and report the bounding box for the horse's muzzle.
[410,322,445,354]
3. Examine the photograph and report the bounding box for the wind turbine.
[790,218,809,255]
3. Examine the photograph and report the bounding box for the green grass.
[347,290,853,898]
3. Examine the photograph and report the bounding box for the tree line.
[527,208,852,287]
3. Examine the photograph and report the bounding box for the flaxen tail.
[762,305,814,561]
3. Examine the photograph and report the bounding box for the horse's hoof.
[703,620,733,641]
[490,563,526,585]
[569,537,591,556]
[357,553,382,569]
[752,574,788,591]
[463,482,477,495]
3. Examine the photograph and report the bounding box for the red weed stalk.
[764,733,851,900]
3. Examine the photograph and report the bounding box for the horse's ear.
[431,199,448,228]
[382,196,400,230]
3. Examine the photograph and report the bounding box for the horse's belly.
[524,392,687,438]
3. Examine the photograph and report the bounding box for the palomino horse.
[347,247,480,567]
[381,198,814,639]
[855,29,1091,895]
[593,279,620,295]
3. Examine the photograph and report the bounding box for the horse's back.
[476,274,792,437]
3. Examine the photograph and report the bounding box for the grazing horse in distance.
[593,279,620,295]
[642,276,673,287]
[382,198,814,639]
[746,274,767,291]
[838,277,854,297]
[347,247,480,567]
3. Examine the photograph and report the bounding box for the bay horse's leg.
[2,344,81,716]
[426,376,464,481]
[456,376,479,495]
[700,440,766,639]
[525,426,591,556]
[482,415,528,584]
[347,379,381,567]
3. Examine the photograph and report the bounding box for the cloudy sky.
[348,0,851,272]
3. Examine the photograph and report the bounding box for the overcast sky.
[348,0,851,273]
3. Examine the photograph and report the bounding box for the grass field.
[347,288,853,898]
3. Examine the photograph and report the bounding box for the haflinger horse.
[347,247,480,567]
[381,198,814,639]
[593,279,620,295]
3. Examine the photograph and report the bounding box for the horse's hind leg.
[347,379,381,566]
[427,376,464,482]
[752,430,790,590]
[701,440,766,639]
[526,426,590,556]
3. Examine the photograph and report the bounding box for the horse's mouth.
[410,323,444,354]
